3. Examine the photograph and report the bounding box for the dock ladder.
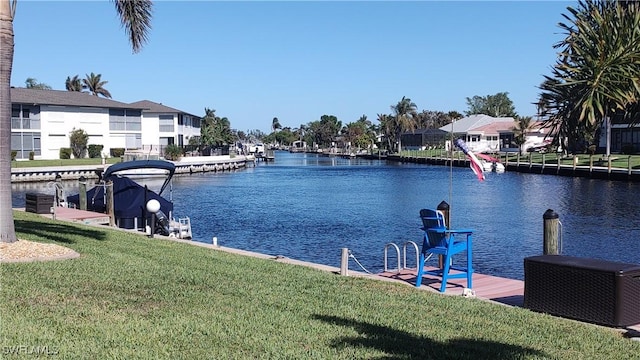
[384,241,419,273]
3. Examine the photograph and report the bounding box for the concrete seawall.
[10,155,255,183]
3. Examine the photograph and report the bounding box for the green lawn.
[11,157,121,169]
[1,211,639,359]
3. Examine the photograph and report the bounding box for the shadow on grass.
[313,314,545,360]
[15,219,107,244]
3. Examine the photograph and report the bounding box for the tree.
[24,77,51,90]
[200,108,235,147]
[0,0,153,243]
[65,75,85,92]
[271,117,281,132]
[465,92,517,117]
[538,0,640,157]
[83,72,112,98]
[391,96,417,152]
[69,128,89,159]
[512,116,534,154]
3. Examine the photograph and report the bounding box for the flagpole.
[449,119,454,228]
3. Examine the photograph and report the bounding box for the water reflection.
[11,151,640,280]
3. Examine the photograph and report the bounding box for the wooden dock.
[49,207,111,226]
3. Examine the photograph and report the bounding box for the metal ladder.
[384,241,419,273]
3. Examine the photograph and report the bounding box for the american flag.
[454,138,485,181]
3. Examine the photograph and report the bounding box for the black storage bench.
[524,255,640,327]
[25,193,54,214]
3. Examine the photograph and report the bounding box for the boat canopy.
[104,160,176,196]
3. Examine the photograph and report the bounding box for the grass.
[2,211,640,359]
[10,157,121,169]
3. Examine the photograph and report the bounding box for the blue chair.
[415,209,474,293]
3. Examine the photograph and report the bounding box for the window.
[11,132,41,159]
[110,109,141,131]
[159,115,174,132]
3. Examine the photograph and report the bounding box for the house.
[10,88,200,160]
[439,114,516,153]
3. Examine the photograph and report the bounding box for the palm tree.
[83,72,112,98]
[25,77,51,89]
[0,0,153,243]
[541,0,640,157]
[391,96,418,153]
[271,117,281,132]
[512,116,534,154]
[65,75,85,92]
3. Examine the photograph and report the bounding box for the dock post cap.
[543,209,559,219]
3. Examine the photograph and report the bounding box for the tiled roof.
[10,87,145,110]
[469,121,515,134]
[439,114,515,133]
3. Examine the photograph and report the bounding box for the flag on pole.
[454,138,485,181]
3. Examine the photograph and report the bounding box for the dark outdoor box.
[25,193,54,214]
[524,255,640,327]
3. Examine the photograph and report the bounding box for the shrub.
[88,144,104,158]
[164,144,182,161]
[69,128,89,159]
[59,148,72,159]
[11,151,16,161]
[29,151,34,160]
[621,144,635,155]
[110,148,125,157]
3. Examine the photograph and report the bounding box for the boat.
[66,159,192,239]
[477,153,505,173]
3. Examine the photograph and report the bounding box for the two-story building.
[10,88,200,160]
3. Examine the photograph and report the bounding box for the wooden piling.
[79,177,87,210]
[340,248,349,276]
[106,181,115,226]
[543,209,560,255]
[437,201,450,268]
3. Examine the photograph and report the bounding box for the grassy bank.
[1,211,639,359]
[11,157,121,169]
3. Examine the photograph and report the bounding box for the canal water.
[11,151,640,280]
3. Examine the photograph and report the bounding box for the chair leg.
[467,237,473,290]
[416,253,425,287]
[439,254,452,293]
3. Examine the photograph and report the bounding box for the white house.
[129,100,201,151]
[10,88,200,160]
[440,114,516,152]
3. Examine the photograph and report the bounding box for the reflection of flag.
[454,138,485,181]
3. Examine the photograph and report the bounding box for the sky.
[11,0,575,133]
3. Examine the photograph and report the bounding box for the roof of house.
[468,121,514,135]
[129,100,199,118]
[10,87,145,110]
[439,114,515,133]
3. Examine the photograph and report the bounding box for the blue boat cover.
[67,176,173,219]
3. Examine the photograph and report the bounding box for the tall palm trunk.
[0,0,17,243]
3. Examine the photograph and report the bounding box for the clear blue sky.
[12,0,574,133]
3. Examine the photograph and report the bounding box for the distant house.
[439,114,516,152]
[10,88,200,160]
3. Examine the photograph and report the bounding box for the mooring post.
[106,180,115,226]
[340,248,349,276]
[79,176,87,210]
[543,209,560,255]
[437,201,450,268]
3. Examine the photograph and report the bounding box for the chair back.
[420,209,447,247]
